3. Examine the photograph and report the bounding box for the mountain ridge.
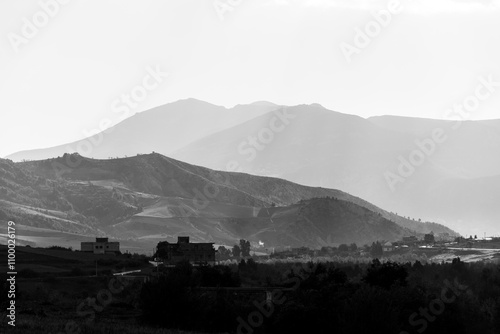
[7,98,499,236]
[0,153,458,250]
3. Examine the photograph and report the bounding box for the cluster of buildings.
[383,234,439,252]
[80,236,216,265]
[79,232,454,262]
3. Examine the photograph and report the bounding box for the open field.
[0,244,153,276]
[0,317,207,334]
[0,224,161,254]
[431,248,500,263]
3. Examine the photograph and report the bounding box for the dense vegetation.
[135,258,500,333]
[3,255,500,333]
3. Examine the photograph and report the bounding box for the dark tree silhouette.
[216,246,231,260]
[232,244,241,258]
[239,239,251,257]
[363,259,408,289]
[338,244,349,252]
[370,241,383,257]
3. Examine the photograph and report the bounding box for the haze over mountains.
[0,153,456,251]
[6,99,278,162]
[6,99,500,236]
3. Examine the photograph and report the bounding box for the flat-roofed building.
[81,237,120,255]
[156,236,215,265]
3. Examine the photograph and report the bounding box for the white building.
[383,242,394,252]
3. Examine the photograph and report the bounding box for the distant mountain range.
[6,99,277,162]
[6,98,500,236]
[0,153,456,251]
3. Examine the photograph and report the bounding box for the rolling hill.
[170,106,500,235]
[0,153,457,251]
[7,99,499,235]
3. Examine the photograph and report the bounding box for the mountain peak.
[172,98,225,109]
[248,101,278,107]
[309,103,325,109]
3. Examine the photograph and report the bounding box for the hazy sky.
[1,0,499,157]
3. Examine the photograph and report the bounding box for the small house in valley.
[81,237,120,255]
[155,236,215,265]
[383,242,394,252]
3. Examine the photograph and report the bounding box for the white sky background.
[0,0,499,158]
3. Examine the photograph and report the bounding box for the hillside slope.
[21,153,456,234]
[9,99,499,236]
[170,106,500,235]
[0,154,457,250]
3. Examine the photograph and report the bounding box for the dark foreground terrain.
[2,245,500,333]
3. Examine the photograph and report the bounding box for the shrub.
[69,267,86,276]
[47,245,72,251]
[19,268,39,278]
[363,259,408,289]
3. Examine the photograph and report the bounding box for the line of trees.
[217,239,252,260]
[137,258,500,333]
